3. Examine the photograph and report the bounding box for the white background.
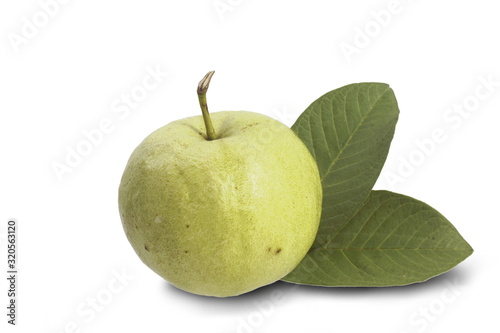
[1,0,499,332]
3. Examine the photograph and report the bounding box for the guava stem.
[197,71,217,140]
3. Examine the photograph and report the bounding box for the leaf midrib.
[319,85,391,182]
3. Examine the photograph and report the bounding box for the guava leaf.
[283,190,473,286]
[291,83,399,242]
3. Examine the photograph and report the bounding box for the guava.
[118,72,322,297]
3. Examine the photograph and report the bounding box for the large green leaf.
[283,191,473,286]
[292,83,399,243]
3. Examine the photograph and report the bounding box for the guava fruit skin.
[119,111,322,297]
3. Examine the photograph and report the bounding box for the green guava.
[118,72,322,297]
